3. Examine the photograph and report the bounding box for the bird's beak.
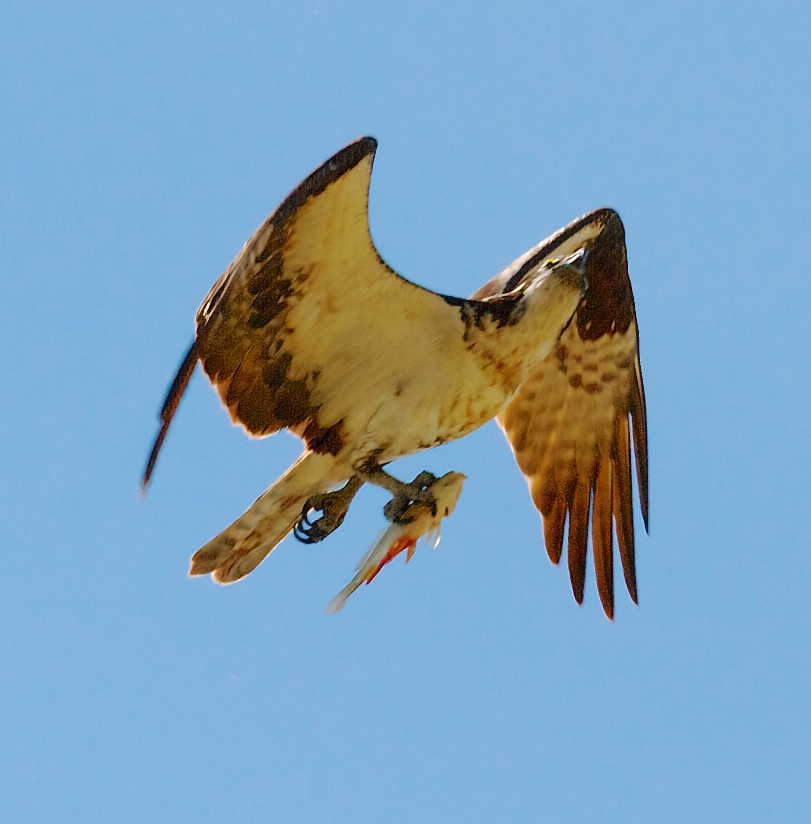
[564,247,588,271]
[562,248,589,293]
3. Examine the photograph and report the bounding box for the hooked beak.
[555,247,589,294]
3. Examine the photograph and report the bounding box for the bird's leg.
[294,475,364,545]
[355,459,439,524]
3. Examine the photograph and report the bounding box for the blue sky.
[3,1,810,821]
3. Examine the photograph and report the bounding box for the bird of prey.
[143,137,648,618]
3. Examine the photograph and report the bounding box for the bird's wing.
[471,209,648,619]
[143,137,502,488]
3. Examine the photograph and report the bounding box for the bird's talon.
[412,471,438,490]
[294,489,354,545]
[382,471,439,524]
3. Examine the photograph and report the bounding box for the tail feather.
[189,451,347,583]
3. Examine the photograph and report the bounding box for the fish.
[326,472,466,613]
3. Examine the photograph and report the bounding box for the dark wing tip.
[354,135,378,155]
[141,425,169,496]
[141,340,200,492]
[266,137,379,235]
[321,136,378,179]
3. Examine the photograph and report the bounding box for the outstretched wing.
[472,209,648,619]
[192,137,402,446]
[143,137,492,488]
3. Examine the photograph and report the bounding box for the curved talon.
[295,501,333,544]
[294,502,324,544]
[294,484,358,545]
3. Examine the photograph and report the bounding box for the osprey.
[143,137,648,619]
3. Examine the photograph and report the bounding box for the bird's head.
[514,247,588,338]
[524,248,589,295]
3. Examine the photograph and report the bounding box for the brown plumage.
[143,137,648,617]
[473,209,648,618]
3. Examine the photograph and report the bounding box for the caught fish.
[326,472,466,613]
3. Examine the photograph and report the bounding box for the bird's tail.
[189,451,345,584]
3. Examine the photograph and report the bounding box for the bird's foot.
[354,459,439,524]
[383,471,439,524]
[294,476,363,544]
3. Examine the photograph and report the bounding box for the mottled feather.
[474,210,648,617]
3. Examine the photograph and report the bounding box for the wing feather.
[143,138,484,485]
[541,492,567,566]
[475,209,648,617]
[195,137,389,440]
[591,454,614,619]
[613,414,638,603]
[630,359,650,528]
[142,340,200,490]
[567,478,591,604]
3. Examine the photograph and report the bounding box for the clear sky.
[3,1,809,822]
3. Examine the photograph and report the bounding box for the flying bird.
[143,137,648,618]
